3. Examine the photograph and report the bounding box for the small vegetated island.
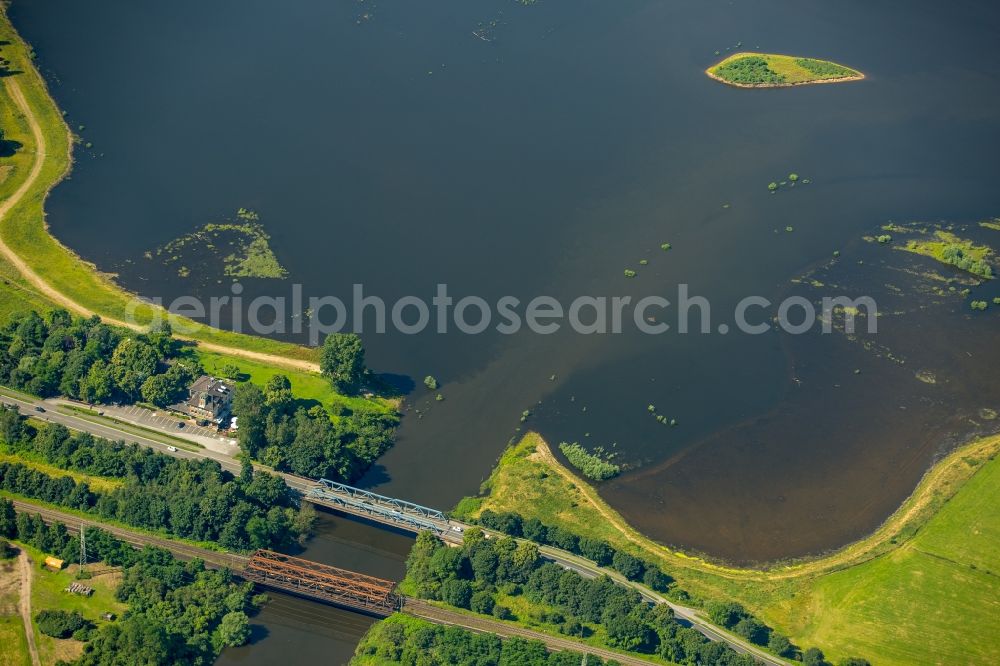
[706,52,864,88]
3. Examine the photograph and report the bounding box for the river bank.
[455,431,1000,664]
[0,9,319,369]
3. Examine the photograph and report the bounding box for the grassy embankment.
[454,432,1000,665]
[706,53,863,88]
[0,449,122,493]
[193,349,383,415]
[0,11,315,365]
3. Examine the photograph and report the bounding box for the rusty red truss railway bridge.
[242,549,402,616]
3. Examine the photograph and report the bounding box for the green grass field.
[0,614,30,666]
[18,542,126,665]
[458,432,1000,665]
[901,230,993,264]
[193,349,391,416]
[0,556,30,666]
[0,448,123,493]
[707,52,863,87]
[779,448,1000,664]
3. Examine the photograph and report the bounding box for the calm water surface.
[9,0,1000,661]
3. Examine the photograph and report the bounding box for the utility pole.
[79,522,87,570]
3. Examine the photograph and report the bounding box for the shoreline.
[705,51,866,88]
[467,429,1000,578]
[704,69,866,89]
[0,9,320,371]
[460,430,1000,662]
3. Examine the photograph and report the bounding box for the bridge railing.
[306,480,448,534]
[243,549,401,615]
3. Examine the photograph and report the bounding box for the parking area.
[92,403,239,454]
[114,404,221,438]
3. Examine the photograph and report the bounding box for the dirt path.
[532,441,651,552]
[0,76,320,373]
[17,550,40,666]
[532,433,1000,582]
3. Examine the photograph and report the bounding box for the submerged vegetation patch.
[148,208,288,281]
[558,441,621,481]
[707,52,863,88]
[900,230,994,280]
[768,172,810,194]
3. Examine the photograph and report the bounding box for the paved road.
[1,391,783,665]
[534,546,786,666]
[0,391,315,495]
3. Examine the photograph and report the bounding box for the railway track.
[403,598,663,665]
[7,498,247,570]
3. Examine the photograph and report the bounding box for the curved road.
[0,76,319,374]
[2,389,784,665]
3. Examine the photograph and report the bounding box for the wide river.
[10,0,1000,662]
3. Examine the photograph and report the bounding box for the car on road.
[34,406,45,413]
[166,446,178,452]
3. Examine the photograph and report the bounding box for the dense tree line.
[353,614,621,666]
[940,244,994,279]
[474,509,673,593]
[714,56,784,85]
[36,610,93,640]
[472,510,870,665]
[0,499,259,664]
[0,308,400,484]
[320,333,368,393]
[0,408,313,551]
[406,529,758,666]
[231,377,398,481]
[0,310,194,406]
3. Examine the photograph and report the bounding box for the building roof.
[188,376,233,401]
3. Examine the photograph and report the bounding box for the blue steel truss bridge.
[304,479,463,541]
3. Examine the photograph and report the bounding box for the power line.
[79,521,87,570]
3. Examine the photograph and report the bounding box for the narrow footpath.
[0,76,320,374]
[18,549,41,666]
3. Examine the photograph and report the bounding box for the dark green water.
[9,0,1000,661]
